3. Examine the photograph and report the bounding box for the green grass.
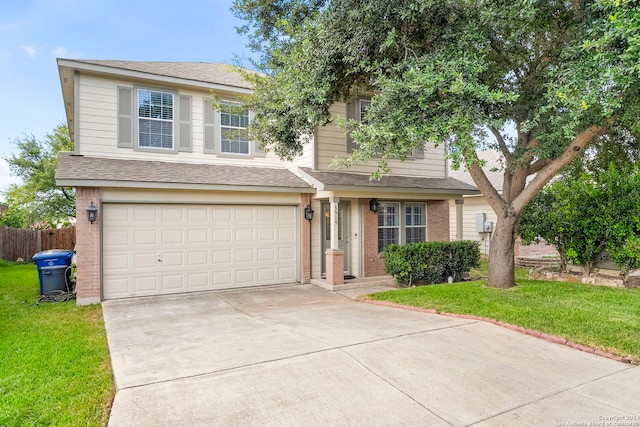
[370,261,640,363]
[0,261,113,426]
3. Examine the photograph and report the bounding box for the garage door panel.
[162,274,184,291]
[134,230,156,245]
[161,252,184,267]
[235,228,254,241]
[257,248,275,261]
[278,266,296,281]
[258,269,275,281]
[161,207,183,222]
[104,230,129,246]
[258,228,274,240]
[235,249,254,263]
[134,253,157,268]
[278,247,296,260]
[213,229,232,242]
[161,230,183,244]
[133,206,158,221]
[134,276,158,292]
[213,271,232,287]
[188,273,209,288]
[103,204,299,299]
[188,251,208,265]
[187,229,208,243]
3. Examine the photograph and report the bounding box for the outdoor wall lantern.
[304,204,315,221]
[86,201,98,224]
[369,198,380,213]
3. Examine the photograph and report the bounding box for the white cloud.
[50,46,67,57]
[21,45,36,59]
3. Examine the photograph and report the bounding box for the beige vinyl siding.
[285,137,314,169]
[75,74,285,168]
[310,198,323,279]
[101,188,301,205]
[315,103,447,178]
[449,196,498,255]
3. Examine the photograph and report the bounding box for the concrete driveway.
[103,284,639,426]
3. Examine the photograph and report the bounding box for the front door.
[321,202,351,275]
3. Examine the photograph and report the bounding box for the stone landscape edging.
[355,297,637,365]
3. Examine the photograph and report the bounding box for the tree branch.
[489,127,511,162]
[527,158,550,175]
[465,151,506,215]
[513,123,611,213]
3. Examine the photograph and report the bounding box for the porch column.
[329,196,340,249]
[455,199,464,240]
[325,196,344,285]
[75,186,102,306]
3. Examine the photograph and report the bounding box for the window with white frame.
[378,202,427,252]
[405,203,426,243]
[220,101,250,154]
[138,89,174,149]
[359,99,371,124]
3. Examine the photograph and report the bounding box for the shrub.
[383,241,480,287]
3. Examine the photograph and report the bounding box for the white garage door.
[102,204,298,299]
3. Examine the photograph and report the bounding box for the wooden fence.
[0,226,76,261]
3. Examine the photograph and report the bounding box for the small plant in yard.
[0,262,113,426]
[368,276,640,363]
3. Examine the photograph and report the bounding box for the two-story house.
[55,59,478,305]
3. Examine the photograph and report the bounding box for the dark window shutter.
[117,87,134,148]
[346,100,357,153]
[177,95,192,152]
[203,99,219,154]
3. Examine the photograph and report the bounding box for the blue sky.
[0,0,255,200]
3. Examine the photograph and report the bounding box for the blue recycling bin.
[32,250,74,295]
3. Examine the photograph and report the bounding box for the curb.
[355,296,637,365]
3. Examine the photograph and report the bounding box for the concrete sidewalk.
[103,284,639,426]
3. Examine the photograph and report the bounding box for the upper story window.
[359,99,371,124]
[117,86,192,153]
[203,99,264,158]
[220,101,250,154]
[138,89,174,149]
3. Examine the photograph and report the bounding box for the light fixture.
[86,201,98,224]
[304,204,315,221]
[369,198,380,213]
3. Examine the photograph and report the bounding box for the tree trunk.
[487,215,519,288]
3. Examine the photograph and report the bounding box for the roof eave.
[56,59,253,94]
[55,178,315,194]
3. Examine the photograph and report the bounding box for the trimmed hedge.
[383,241,480,287]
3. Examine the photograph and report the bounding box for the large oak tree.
[233,0,640,288]
[3,124,75,228]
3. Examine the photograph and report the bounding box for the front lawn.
[369,264,640,363]
[0,261,113,426]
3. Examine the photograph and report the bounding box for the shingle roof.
[56,153,313,191]
[69,60,254,89]
[448,150,505,192]
[298,168,478,194]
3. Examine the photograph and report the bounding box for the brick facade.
[74,187,102,305]
[514,237,558,257]
[362,199,387,277]
[427,200,450,242]
[300,193,312,283]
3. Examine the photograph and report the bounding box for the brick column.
[427,200,450,241]
[300,193,312,284]
[75,187,102,305]
[325,249,344,285]
[362,199,386,277]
